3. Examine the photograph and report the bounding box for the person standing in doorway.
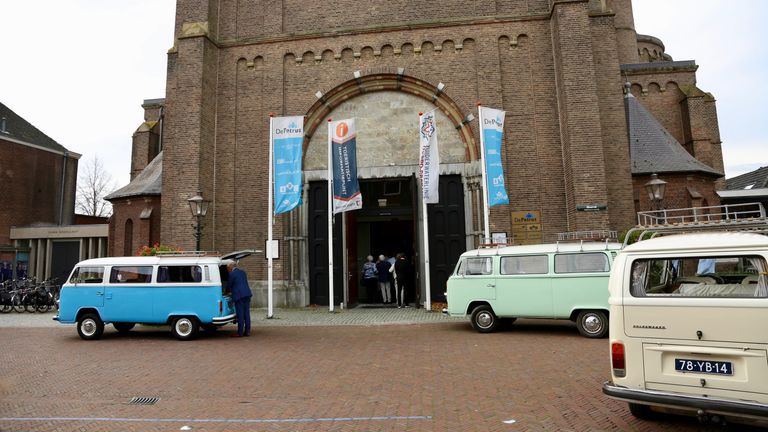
[375,255,391,304]
[394,253,412,308]
[361,255,378,303]
[227,261,252,337]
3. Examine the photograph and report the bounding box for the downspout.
[158,105,164,152]
[59,150,69,225]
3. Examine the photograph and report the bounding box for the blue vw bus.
[54,250,254,340]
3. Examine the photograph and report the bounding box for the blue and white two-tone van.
[54,250,255,341]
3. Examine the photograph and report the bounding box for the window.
[383,180,401,196]
[157,265,203,283]
[70,266,105,284]
[109,266,153,284]
[459,257,493,276]
[630,255,768,298]
[555,253,610,274]
[500,255,548,275]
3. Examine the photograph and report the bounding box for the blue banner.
[272,116,304,214]
[480,106,509,206]
[331,119,362,214]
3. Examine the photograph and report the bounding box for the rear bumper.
[212,313,236,325]
[603,381,768,419]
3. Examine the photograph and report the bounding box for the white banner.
[418,111,440,204]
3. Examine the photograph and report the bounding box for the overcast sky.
[1,1,765,193]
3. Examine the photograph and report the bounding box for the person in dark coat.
[394,253,412,308]
[375,255,391,304]
[226,262,252,337]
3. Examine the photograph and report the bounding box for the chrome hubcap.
[176,319,192,336]
[82,319,96,336]
[477,312,493,328]
[583,315,602,333]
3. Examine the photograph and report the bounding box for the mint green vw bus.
[444,242,620,337]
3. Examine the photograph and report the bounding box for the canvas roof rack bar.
[624,202,768,248]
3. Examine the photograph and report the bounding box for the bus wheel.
[113,323,135,333]
[470,305,499,333]
[576,310,608,338]
[171,316,199,341]
[77,313,104,340]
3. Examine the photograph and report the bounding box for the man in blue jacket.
[226,261,252,337]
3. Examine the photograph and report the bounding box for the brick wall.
[108,196,162,256]
[0,139,78,245]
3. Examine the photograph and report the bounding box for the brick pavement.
[0,312,763,431]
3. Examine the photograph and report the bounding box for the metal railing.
[625,202,768,247]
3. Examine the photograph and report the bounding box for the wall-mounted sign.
[576,204,607,212]
[511,211,541,245]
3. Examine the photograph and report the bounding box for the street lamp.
[644,173,667,223]
[187,190,209,251]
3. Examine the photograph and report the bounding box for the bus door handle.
[487,284,495,287]
[95,292,104,296]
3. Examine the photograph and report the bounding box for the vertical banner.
[480,106,509,206]
[330,119,363,214]
[272,116,304,214]
[418,111,440,204]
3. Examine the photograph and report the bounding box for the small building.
[1,101,107,282]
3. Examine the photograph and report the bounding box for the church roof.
[0,101,70,154]
[106,152,163,200]
[725,166,768,190]
[625,92,722,177]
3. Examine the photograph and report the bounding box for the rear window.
[630,255,768,298]
[457,257,493,276]
[69,266,105,284]
[500,255,548,275]
[157,265,203,283]
[109,266,153,284]
[554,252,609,274]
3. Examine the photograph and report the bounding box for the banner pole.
[327,119,334,313]
[267,115,274,318]
[418,112,432,311]
[478,105,491,243]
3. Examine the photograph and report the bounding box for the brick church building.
[109,0,724,307]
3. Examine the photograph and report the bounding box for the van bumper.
[212,313,236,325]
[603,381,768,419]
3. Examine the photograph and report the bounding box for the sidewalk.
[0,305,465,328]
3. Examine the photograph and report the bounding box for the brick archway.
[303,72,478,161]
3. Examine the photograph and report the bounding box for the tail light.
[611,342,626,377]
[219,300,223,314]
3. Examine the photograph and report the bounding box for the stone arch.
[361,46,375,60]
[341,48,354,62]
[303,72,477,166]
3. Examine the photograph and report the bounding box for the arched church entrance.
[303,78,475,308]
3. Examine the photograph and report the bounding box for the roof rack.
[154,250,221,257]
[624,202,768,248]
[557,230,617,242]
[555,238,616,252]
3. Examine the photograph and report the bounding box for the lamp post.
[187,190,209,251]
[644,173,667,223]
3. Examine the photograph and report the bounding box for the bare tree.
[76,155,115,217]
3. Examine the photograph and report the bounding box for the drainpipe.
[158,105,164,152]
[59,150,69,225]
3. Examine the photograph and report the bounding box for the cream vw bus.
[603,212,768,424]
[445,241,620,338]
